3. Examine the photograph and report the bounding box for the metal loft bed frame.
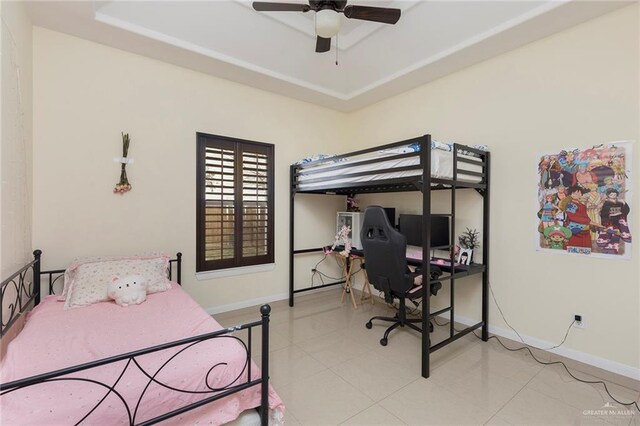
[289,134,490,378]
[0,251,272,425]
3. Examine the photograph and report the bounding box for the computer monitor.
[398,214,450,248]
[382,207,396,227]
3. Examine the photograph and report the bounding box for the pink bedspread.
[0,285,283,425]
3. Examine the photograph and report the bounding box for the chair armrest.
[406,267,443,296]
[409,265,443,279]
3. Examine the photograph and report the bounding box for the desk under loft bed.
[289,134,490,378]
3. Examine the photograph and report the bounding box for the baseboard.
[204,284,340,315]
[438,311,640,382]
[205,286,640,385]
[205,293,289,315]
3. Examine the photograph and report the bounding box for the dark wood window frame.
[196,132,275,272]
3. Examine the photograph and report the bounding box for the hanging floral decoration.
[114,132,133,194]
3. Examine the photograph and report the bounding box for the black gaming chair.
[360,206,442,346]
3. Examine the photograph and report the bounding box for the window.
[196,133,274,272]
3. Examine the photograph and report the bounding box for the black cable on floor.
[433,317,448,327]
[488,281,638,411]
[432,282,640,413]
[480,333,640,412]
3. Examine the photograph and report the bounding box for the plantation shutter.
[197,133,274,272]
[241,145,271,259]
[203,140,236,266]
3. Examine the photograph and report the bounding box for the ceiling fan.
[252,0,401,53]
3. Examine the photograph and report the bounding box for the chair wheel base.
[380,338,388,346]
[365,322,373,329]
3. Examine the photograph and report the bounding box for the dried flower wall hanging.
[113,132,133,194]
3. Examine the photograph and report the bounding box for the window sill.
[195,263,275,280]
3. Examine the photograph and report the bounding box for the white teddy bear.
[108,275,147,307]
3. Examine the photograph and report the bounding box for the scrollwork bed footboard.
[0,250,41,336]
[1,306,272,425]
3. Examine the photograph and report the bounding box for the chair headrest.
[362,206,393,232]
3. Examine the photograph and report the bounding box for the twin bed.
[0,251,283,425]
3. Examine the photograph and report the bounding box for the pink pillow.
[62,255,172,309]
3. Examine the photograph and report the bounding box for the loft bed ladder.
[421,137,491,377]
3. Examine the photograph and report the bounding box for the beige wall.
[32,28,347,311]
[1,1,33,279]
[1,1,33,347]
[31,4,638,373]
[348,5,639,370]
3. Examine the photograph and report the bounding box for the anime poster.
[536,141,632,259]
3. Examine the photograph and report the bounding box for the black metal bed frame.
[0,251,272,425]
[289,134,490,378]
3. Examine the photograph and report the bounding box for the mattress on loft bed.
[296,143,487,191]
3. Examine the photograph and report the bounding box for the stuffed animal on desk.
[108,275,147,307]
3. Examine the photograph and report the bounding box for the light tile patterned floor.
[216,289,639,426]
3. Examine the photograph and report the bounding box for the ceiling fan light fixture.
[315,9,341,38]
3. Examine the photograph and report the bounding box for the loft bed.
[289,134,490,378]
[0,251,282,425]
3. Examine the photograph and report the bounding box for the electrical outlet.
[574,314,585,329]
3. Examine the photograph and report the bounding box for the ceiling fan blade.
[252,2,311,12]
[343,5,400,24]
[315,36,331,53]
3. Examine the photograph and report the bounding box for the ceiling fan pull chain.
[335,33,339,66]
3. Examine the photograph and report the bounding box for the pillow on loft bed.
[294,153,347,165]
[380,140,489,156]
[61,254,172,309]
[459,144,489,156]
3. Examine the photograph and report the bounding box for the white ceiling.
[27,0,632,111]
